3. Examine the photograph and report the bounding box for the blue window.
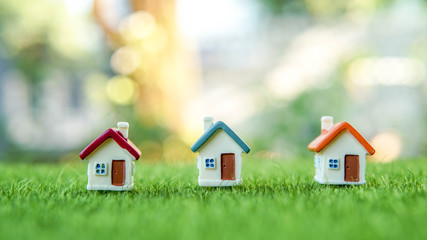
[328,159,339,170]
[205,158,215,169]
[95,163,108,175]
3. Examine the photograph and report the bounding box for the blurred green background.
[0,0,426,163]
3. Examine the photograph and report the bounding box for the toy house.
[191,117,250,187]
[308,116,375,185]
[79,122,141,191]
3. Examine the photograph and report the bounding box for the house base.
[314,176,366,185]
[87,183,134,191]
[198,178,242,187]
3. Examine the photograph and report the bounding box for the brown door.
[112,160,126,186]
[345,155,359,182]
[221,154,235,180]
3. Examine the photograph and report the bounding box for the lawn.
[0,158,426,240]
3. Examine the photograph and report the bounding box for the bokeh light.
[347,57,425,87]
[119,11,156,42]
[370,132,403,163]
[110,46,140,75]
[106,76,137,105]
[0,0,426,161]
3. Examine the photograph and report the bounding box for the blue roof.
[191,121,250,153]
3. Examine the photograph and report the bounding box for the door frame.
[221,153,236,180]
[111,160,126,186]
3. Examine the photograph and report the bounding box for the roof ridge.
[307,121,375,155]
[191,121,250,153]
[79,128,141,160]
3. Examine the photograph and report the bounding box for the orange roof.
[307,122,375,155]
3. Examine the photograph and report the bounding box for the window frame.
[204,158,216,169]
[327,158,340,170]
[94,162,108,175]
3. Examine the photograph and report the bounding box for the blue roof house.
[191,117,250,187]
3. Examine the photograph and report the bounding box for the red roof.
[308,122,375,155]
[79,128,141,160]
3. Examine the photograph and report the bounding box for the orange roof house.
[308,116,375,185]
[308,121,375,155]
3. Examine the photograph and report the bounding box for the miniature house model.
[308,116,375,185]
[79,122,141,191]
[191,117,250,187]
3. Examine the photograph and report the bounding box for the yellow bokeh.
[106,76,137,105]
[110,46,140,75]
[370,132,402,163]
[119,11,156,42]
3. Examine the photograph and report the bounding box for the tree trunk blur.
[93,0,200,138]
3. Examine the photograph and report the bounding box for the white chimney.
[117,122,129,139]
[321,116,333,133]
[203,116,214,132]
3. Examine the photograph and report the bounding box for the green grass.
[0,158,426,240]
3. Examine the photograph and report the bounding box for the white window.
[328,159,339,170]
[204,158,216,169]
[314,156,321,169]
[95,163,107,175]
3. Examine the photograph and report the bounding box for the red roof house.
[79,122,141,191]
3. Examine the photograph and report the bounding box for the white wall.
[314,130,368,184]
[197,130,243,181]
[314,153,322,178]
[85,138,135,188]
